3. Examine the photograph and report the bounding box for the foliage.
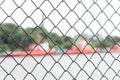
[0,23,120,51]
[90,36,120,49]
[0,23,74,51]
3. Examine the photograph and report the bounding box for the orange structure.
[4,44,55,56]
[101,44,120,53]
[4,34,55,56]
[66,39,94,54]
[4,49,55,56]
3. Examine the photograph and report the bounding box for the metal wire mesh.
[1,0,120,80]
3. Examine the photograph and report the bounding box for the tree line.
[0,23,74,51]
[0,23,120,51]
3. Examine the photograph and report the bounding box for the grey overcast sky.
[0,0,120,37]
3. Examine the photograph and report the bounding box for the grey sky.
[0,0,120,37]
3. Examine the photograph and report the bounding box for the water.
[0,53,120,80]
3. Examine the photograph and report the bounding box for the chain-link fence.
[1,0,120,80]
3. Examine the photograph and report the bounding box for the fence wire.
[1,0,120,80]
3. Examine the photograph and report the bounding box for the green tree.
[0,23,74,52]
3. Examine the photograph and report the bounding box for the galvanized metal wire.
[1,0,120,80]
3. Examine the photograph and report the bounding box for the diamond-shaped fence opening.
[1,0,120,80]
